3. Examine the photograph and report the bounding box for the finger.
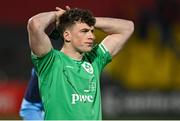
[56,7,63,11]
[65,6,70,10]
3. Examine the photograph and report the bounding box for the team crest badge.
[82,62,93,74]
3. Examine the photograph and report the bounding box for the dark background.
[0,0,179,119]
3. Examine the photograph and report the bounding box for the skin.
[61,22,95,60]
[28,6,134,60]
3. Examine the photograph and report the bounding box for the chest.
[62,61,98,94]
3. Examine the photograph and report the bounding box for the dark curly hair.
[57,8,96,39]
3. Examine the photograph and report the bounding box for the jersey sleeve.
[87,43,112,72]
[31,49,59,76]
[31,49,62,88]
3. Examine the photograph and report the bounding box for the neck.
[60,45,83,61]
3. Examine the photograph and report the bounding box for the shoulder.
[86,43,110,57]
[32,49,62,59]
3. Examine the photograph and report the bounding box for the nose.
[88,31,95,40]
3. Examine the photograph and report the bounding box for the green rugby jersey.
[32,43,112,120]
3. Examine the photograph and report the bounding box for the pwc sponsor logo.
[71,94,93,104]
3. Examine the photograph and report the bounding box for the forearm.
[27,12,57,56]
[28,11,56,31]
[95,17,134,35]
[95,17,134,57]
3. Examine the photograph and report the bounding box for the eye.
[81,29,89,33]
[91,29,94,33]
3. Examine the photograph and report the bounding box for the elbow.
[118,20,134,36]
[127,20,134,34]
[27,17,41,32]
[128,21,134,34]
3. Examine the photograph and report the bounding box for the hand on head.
[56,6,70,11]
[55,6,70,27]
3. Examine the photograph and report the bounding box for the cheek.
[71,38,82,47]
[73,34,85,44]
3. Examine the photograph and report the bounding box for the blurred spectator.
[136,0,156,39]
[137,0,179,56]
[19,68,44,120]
[156,0,179,48]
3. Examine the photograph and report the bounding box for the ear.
[63,31,71,42]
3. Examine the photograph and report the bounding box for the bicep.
[28,21,52,57]
[101,31,131,57]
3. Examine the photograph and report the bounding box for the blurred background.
[0,0,179,119]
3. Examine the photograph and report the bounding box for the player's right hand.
[55,6,70,27]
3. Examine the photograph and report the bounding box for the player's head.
[57,8,96,53]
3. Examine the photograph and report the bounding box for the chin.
[83,48,92,53]
[87,47,93,51]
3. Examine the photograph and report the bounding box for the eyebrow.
[80,28,94,32]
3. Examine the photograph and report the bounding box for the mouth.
[85,42,93,46]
